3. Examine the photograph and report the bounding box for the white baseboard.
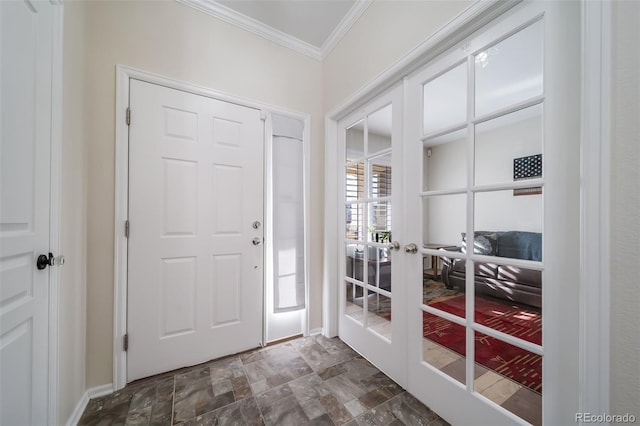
[66,383,114,426]
[309,327,323,336]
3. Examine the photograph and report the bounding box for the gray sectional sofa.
[440,231,542,309]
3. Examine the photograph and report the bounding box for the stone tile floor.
[78,335,448,426]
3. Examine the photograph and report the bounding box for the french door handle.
[36,253,65,270]
[403,243,418,254]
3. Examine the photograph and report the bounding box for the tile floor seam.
[170,374,176,425]
[239,353,268,425]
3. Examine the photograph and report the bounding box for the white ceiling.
[217,0,356,48]
[177,0,372,60]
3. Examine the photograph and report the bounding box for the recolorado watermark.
[576,413,637,423]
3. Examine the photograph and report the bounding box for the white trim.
[320,0,374,59]
[66,384,114,426]
[175,0,322,60]
[113,67,130,391]
[322,117,339,338]
[309,327,323,336]
[302,115,312,337]
[175,0,373,61]
[579,0,611,419]
[263,112,272,346]
[114,65,311,390]
[49,3,64,424]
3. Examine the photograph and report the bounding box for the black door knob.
[37,253,52,270]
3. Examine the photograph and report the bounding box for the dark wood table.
[422,243,454,279]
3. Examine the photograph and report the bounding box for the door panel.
[338,86,406,386]
[0,1,54,424]
[404,2,579,424]
[127,80,263,381]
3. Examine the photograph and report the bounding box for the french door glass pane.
[367,247,392,291]
[423,62,467,135]
[473,270,542,342]
[423,193,466,247]
[475,104,543,187]
[475,20,543,117]
[474,190,543,262]
[346,244,365,283]
[345,281,365,323]
[345,163,365,202]
[370,153,392,198]
[368,105,392,154]
[423,253,464,307]
[346,203,364,240]
[367,289,392,339]
[423,129,467,192]
[422,311,466,385]
[369,201,391,242]
[346,120,365,162]
[474,331,542,425]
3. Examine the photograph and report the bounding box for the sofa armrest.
[438,246,462,289]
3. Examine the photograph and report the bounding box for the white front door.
[127,80,264,381]
[337,86,407,385]
[0,1,55,424]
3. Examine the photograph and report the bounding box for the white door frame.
[323,0,610,417]
[113,65,311,390]
[50,2,63,424]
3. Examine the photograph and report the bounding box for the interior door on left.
[0,1,54,424]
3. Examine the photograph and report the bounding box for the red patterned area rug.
[424,295,542,393]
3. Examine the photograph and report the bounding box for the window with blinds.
[345,162,392,241]
[371,164,392,198]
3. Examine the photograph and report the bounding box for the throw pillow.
[461,232,498,256]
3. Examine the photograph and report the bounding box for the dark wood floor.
[78,335,448,425]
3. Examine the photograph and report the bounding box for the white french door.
[127,80,264,381]
[404,2,580,425]
[338,86,407,385]
[336,1,581,424]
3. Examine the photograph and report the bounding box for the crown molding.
[320,0,374,59]
[176,0,372,61]
[176,0,323,61]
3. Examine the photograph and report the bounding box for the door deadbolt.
[404,243,418,254]
[252,221,261,229]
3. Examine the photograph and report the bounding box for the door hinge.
[123,334,129,351]
[126,107,131,126]
[125,220,130,238]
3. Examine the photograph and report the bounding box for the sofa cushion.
[461,231,498,256]
[497,265,542,288]
[476,262,499,278]
[448,258,498,278]
[496,231,542,261]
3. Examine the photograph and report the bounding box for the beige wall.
[59,1,88,423]
[323,0,473,112]
[610,0,640,416]
[81,0,323,388]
